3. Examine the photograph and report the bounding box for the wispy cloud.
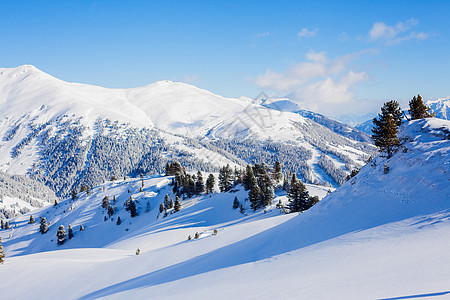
[253,32,270,39]
[368,18,429,45]
[254,50,373,116]
[297,27,318,39]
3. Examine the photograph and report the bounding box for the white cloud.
[297,28,318,39]
[254,50,371,117]
[368,18,428,45]
[253,32,270,39]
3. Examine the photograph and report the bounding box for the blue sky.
[1,0,449,122]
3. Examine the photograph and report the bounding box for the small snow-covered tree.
[68,224,74,239]
[107,205,114,217]
[0,237,5,264]
[116,216,121,225]
[79,224,84,231]
[57,225,66,245]
[249,176,261,211]
[102,196,110,209]
[0,219,3,229]
[71,189,77,200]
[29,215,35,224]
[174,196,181,212]
[159,203,164,214]
[4,222,9,230]
[40,217,48,234]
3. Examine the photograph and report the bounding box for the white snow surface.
[0,118,449,299]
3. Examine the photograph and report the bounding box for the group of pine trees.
[166,160,318,214]
[158,194,182,217]
[166,162,212,199]
[372,94,434,158]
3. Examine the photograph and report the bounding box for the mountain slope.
[0,118,448,299]
[427,97,450,120]
[0,65,376,202]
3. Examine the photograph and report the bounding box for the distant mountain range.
[0,65,376,214]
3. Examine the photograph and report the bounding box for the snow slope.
[0,118,448,299]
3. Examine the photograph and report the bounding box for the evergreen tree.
[260,173,274,207]
[116,216,121,225]
[287,176,309,213]
[54,200,58,207]
[169,199,174,209]
[79,224,84,231]
[174,196,181,212]
[102,196,110,209]
[56,225,66,245]
[71,188,77,200]
[159,203,164,214]
[29,215,35,224]
[382,100,403,126]
[249,176,261,211]
[372,102,401,158]
[107,205,114,217]
[409,94,434,119]
[233,196,240,209]
[129,200,137,218]
[39,217,48,234]
[164,194,170,209]
[1,219,3,229]
[0,237,5,264]
[272,161,283,185]
[4,221,9,230]
[195,171,205,195]
[205,174,215,194]
[218,164,233,192]
[68,224,74,239]
[243,165,254,190]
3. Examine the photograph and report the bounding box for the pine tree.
[129,200,137,218]
[409,94,434,119]
[174,196,181,212]
[57,225,66,245]
[372,102,401,158]
[272,161,283,184]
[0,237,5,264]
[68,224,74,239]
[243,165,254,190]
[164,194,170,209]
[287,176,309,213]
[0,219,3,229]
[233,196,240,209]
[102,196,110,209]
[240,203,245,214]
[382,100,403,126]
[249,176,261,211]
[116,216,122,225]
[107,205,114,217]
[205,174,215,194]
[29,215,35,224]
[79,224,84,231]
[4,221,9,230]
[169,199,174,209]
[195,171,205,195]
[71,188,77,200]
[218,164,233,192]
[40,217,48,234]
[54,200,58,207]
[159,203,164,214]
[260,173,274,207]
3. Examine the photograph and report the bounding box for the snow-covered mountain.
[0,118,448,299]
[0,65,377,203]
[427,97,450,120]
